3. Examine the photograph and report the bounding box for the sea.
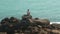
[0,0,60,23]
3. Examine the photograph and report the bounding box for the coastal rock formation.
[0,9,60,34]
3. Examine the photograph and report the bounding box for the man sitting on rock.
[20,9,32,32]
[22,9,32,19]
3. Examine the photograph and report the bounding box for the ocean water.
[0,0,60,22]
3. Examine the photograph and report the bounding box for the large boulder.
[30,18,50,27]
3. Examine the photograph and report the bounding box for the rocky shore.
[0,9,60,34]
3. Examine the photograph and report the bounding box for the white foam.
[50,22,60,24]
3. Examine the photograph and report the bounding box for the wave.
[50,22,60,24]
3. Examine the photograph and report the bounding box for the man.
[26,9,32,19]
